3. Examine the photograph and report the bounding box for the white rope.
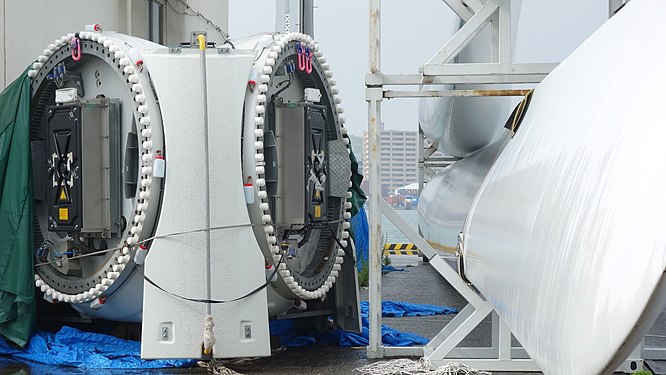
[353,358,491,375]
[197,359,243,375]
[34,222,270,267]
[435,363,491,375]
[203,314,216,353]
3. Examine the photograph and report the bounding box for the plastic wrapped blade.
[462,1,666,374]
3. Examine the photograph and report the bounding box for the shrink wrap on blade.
[418,133,509,252]
[418,5,521,158]
[462,0,666,373]
[419,91,512,158]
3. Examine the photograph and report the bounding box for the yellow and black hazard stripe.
[383,243,419,256]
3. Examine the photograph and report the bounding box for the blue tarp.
[335,316,431,347]
[271,300,458,347]
[339,301,458,346]
[0,326,196,369]
[361,301,457,317]
[352,208,407,274]
[382,265,404,273]
[0,301,458,368]
[351,206,369,271]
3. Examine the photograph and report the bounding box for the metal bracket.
[365,87,383,101]
[190,31,208,48]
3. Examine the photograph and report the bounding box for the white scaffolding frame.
[365,0,647,372]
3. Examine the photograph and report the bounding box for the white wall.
[0,0,228,89]
[3,1,128,87]
[164,0,229,46]
[1,0,5,89]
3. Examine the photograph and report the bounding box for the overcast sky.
[229,1,608,136]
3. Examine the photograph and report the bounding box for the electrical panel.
[305,105,327,223]
[46,98,121,238]
[46,104,84,233]
[275,104,328,226]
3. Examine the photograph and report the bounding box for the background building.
[362,123,419,197]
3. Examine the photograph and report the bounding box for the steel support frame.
[376,199,541,371]
[366,0,649,372]
[366,0,543,369]
[418,135,452,185]
[367,0,383,355]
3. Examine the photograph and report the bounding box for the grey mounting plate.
[190,31,208,48]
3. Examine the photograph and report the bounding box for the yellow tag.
[59,208,69,221]
[314,205,321,218]
[314,190,321,199]
[59,188,67,201]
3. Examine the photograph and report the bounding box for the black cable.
[298,216,314,248]
[274,77,290,88]
[329,227,356,264]
[141,222,351,305]
[142,253,285,304]
[282,224,294,242]
[272,72,293,100]
[72,235,91,253]
[253,47,267,63]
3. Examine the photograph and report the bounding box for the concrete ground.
[223,255,666,375]
[3,255,665,374]
[225,255,537,375]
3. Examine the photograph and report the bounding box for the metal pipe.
[197,32,216,356]
[367,0,383,360]
[418,127,425,209]
[301,0,315,36]
[275,0,290,33]
[197,33,212,317]
[384,88,532,98]
[126,0,132,35]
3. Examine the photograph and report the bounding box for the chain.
[164,0,230,42]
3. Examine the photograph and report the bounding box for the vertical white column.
[367,0,384,359]
[498,0,512,64]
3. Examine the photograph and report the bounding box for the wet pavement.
[2,255,666,374]
[225,255,666,375]
[224,255,537,375]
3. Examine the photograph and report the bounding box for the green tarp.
[0,69,36,347]
[346,139,366,217]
